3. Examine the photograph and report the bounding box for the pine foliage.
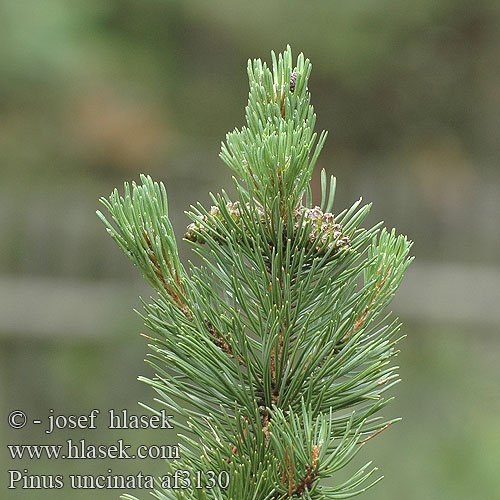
[97,46,413,500]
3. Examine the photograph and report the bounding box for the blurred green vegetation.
[1,1,499,499]
[2,327,499,499]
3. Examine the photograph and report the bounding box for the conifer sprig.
[220,47,326,212]
[99,46,413,500]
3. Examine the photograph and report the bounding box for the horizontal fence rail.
[0,262,499,337]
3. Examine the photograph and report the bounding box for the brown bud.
[290,72,297,93]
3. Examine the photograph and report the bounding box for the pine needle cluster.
[98,46,413,500]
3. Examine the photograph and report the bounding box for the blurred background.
[1,1,499,498]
